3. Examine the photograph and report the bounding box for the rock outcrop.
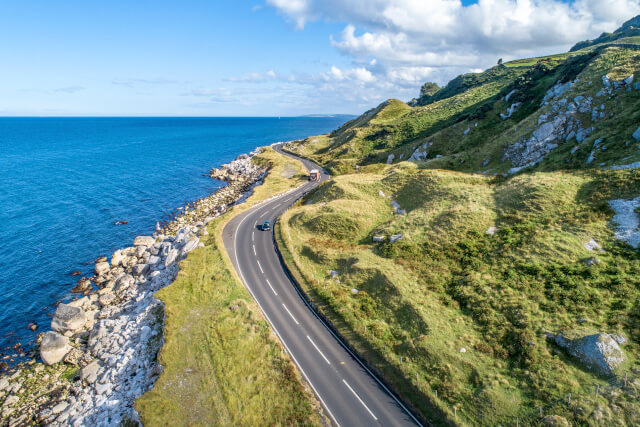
[550,332,626,375]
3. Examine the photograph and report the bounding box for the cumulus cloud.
[268,0,640,89]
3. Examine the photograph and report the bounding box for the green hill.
[280,16,640,426]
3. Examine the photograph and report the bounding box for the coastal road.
[223,145,420,427]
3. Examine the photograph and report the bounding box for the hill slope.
[280,17,640,426]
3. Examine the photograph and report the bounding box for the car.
[262,220,271,231]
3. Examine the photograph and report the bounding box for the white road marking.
[232,210,340,427]
[257,260,264,273]
[282,303,299,325]
[266,279,277,296]
[307,336,330,365]
[253,221,257,228]
[342,380,378,420]
[252,231,254,241]
[253,245,256,256]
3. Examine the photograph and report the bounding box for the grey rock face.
[40,331,71,365]
[133,236,155,247]
[632,126,640,141]
[51,304,86,334]
[554,332,625,375]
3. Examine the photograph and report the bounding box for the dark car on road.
[262,220,271,231]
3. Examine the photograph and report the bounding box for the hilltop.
[280,17,640,425]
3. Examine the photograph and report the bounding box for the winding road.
[223,145,421,427]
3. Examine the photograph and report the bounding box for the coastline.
[0,148,271,425]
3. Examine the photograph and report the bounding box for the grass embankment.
[277,163,640,425]
[135,148,326,425]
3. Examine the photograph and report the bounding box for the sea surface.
[0,116,350,360]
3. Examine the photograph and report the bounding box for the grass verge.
[135,147,326,425]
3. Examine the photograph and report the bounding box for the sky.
[0,0,639,116]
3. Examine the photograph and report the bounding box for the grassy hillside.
[278,17,640,426]
[278,165,640,425]
[284,39,640,178]
[136,148,325,425]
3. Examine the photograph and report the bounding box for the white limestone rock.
[40,331,71,365]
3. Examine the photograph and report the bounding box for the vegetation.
[278,165,640,425]
[278,18,640,426]
[135,148,324,425]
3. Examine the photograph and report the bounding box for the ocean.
[0,116,350,361]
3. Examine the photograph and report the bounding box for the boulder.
[94,262,110,276]
[372,235,385,242]
[165,249,178,267]
[114,274,135,292]
[51,304,86,334]
[132,263,149,276]
[553,332,625,375]
[63,347,84,365]
[133,235,155,247]
[99,294,116,307]
[40,331,71,365]
[80,361,101,384]
[632,126,640,142]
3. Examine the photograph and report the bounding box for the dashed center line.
[257,260,264,273]
[342,379,378,420]
[252,231,254,241]
[266,279,277,296]
[253,245,256,256]
[306,335,330,365]
[282,303,299,325]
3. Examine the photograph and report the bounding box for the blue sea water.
[0,117,349,360]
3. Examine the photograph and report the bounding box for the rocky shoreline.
[0,150,268,426]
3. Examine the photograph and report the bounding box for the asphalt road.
[222,145,421,427]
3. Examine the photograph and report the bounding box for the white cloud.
[268,0,640,88]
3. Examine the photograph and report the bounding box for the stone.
[386,154,395,164]
[3,395,18,407]
[486,226,496,236]
[64,347,83,365]
[67,296,89,309]
[132,263,149,276]
[164,249,178,267]
[553,332,625,375]
[602,75,611,88]
[114,274,135,292]
[541,415,569,427]
[147,255,160,265]
[351,288,359,294]
[40,331,71,365]
[390,234,403,243]
[51,304,86,334]
[71,277,92,293]
[632,126,640,142]
[372,235,385,242]
[624,74,634,85]
[0,378,8,391]
[584,257,601,267]
[583,239,603,252]
[133,236,155,247]
[99,294,116,307]
[181,238,199,255]
[94,262,110,276]
[81,361,101,384]
[52,401,68,415]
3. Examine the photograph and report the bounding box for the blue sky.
[0,0,638,116]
